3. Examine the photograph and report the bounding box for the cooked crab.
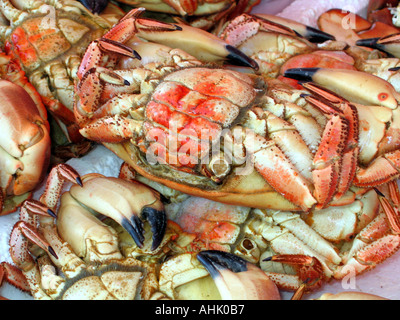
[159,180,400,299]
[73,8,400,215]
[0,0,115,157]
[0,77,50,215]
[1,162,170,299]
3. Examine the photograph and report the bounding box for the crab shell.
[0,79,50,215]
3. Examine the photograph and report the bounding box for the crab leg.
[197,250,280,300]
[254,14,335,43]
[354,149,400,187]
[243,130,317,211]
[0,262,30,297]
[8,201,58,299]
[283,67,400,109]
[18,199,87,280]
[375,187,400,234]
[39,163,82,211]
[78,115,142,143]
[263,254,325,300]
[335,187,400,279]
[303,83,359,200]
[301,85,359,206]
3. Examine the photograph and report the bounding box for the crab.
[0,161,284,300]
[0,0,117,157]
[216,12,400,88]
[0,162,172,299]
[157,179,400,299]
[73,7,400,215]
[158,250,281,300]
[0,51,50,215]
[217,13,331,78]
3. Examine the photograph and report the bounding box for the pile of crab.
[2,0,400,300]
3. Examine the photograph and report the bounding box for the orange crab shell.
[104,141,300,211]
[0,80,51,215]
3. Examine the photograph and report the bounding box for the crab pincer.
[197,250,280,300]
[69,175,167,251]
[356,33,400,58]
[283,67,400,109]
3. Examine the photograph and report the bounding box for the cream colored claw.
[130,9,258,68]
[197,250,281,300]
[254,14,335,43]
[284,67,400,109]
[69,174,166,250]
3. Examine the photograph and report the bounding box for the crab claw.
[130,9,258,69]
[284,67,400,109]
[197,250,280,300]
[356,33,400,58]
[255,14,335,43]
[69,175,166,251]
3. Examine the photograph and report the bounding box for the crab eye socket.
[378,92,389,101]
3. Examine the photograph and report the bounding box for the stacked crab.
[2,0,400,300]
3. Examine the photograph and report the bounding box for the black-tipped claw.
[283,67,319,82]
[197,250,248,278]
[141,207,167,251]
[47,208,57,218]
[79,0,108,14]
[226,45,259,70]
[356,37,381,48]
[121,207,167,251]
[198,250,281,300]
[304,26,335,43]
[48,246,58,260]
[76,176,83,187]
[99,38,142,60]
[373,187,385,197]
[121,216,145,249]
